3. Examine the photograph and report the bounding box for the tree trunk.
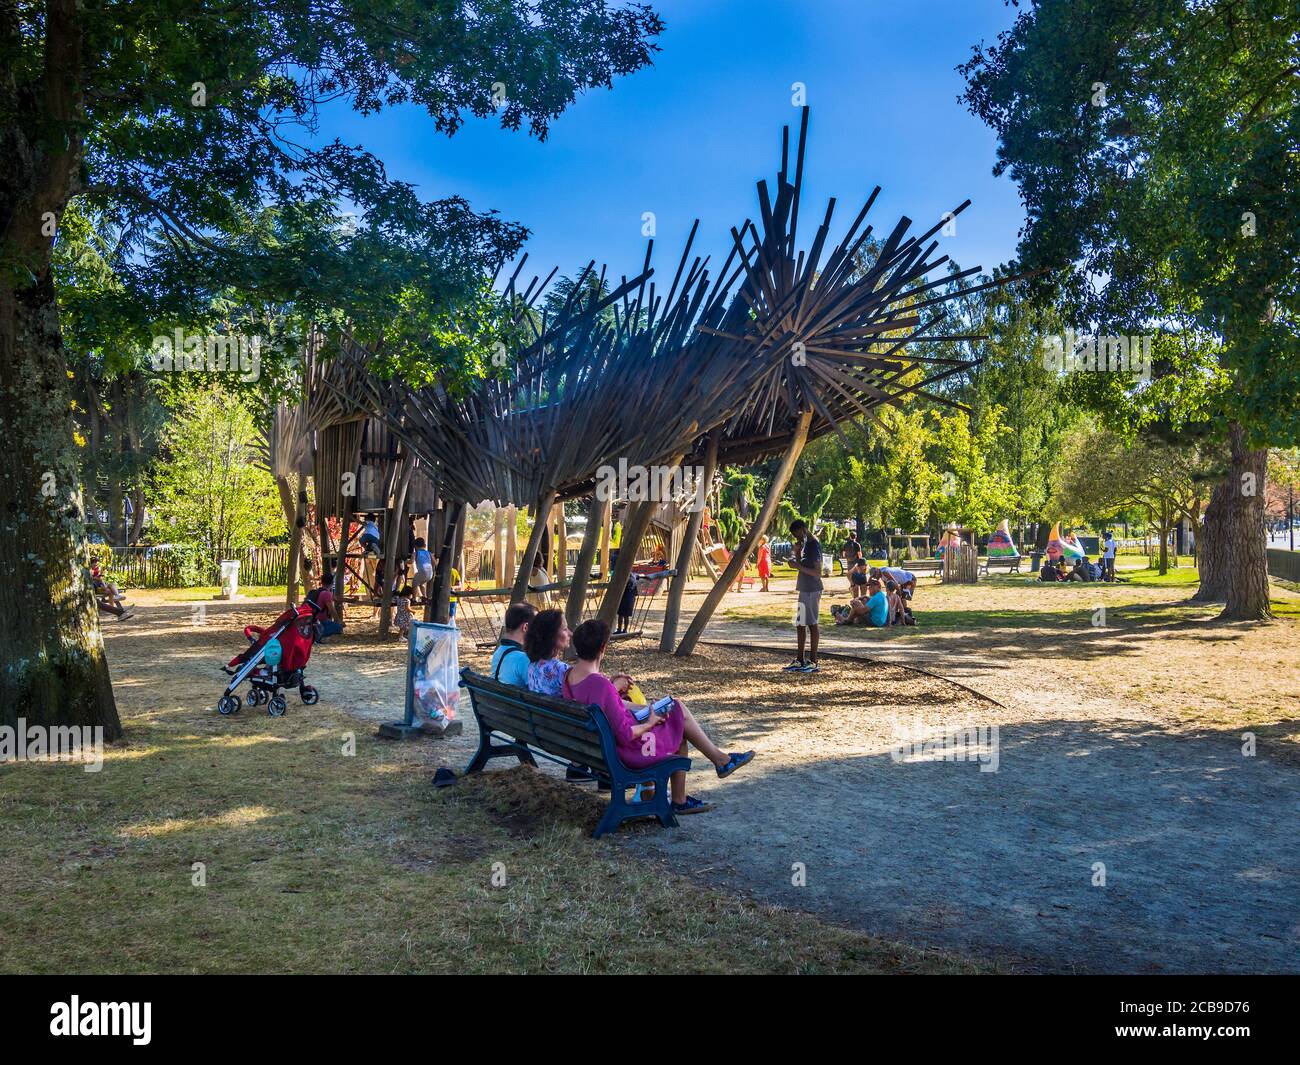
[1218,424,1272,620]
[276,475,298,607]
[566,493,606,629]
[1158,499,1169,576]
[0,274,122,737]
[660,433,718,652]
[676,411,813,656]
[510,491,556,604]
[378,455,414,637]
[1194,425,1269,615]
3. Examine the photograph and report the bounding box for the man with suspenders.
[489,602,537,686]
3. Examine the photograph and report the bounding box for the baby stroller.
[217,597,336,716]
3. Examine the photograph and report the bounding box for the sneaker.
[781,659,806,672]
[800,661,820,673]
[671,795,713,815]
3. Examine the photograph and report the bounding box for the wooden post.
[553,502,567,582]
[596,452,685,629]
[505,504,518,586]
[676,411,813,656]
[493,507,505,586]
[600,501,612,579]
[659,433,718,652]
[566,494,607,628]
[428,501,463,625]
[332,516,350,624]
[596,500,652,628]
[424,502,447,623]
[378,453,415,637]
[510,490,557,604]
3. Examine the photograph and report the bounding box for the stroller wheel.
[245,691,260,708]
[217,695,240,716]
[255,689,269,704]
[300,685,319,705]
[268,694,288,717]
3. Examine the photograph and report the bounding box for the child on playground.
[563,618,755,816]
[359,513,382,557]
[411,538,434,599]
[394,585,414,637]
[616,572,637,634]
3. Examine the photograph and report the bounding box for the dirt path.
[108,585,1300,973]
[612,636,1300,974]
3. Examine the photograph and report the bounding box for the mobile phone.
[650,695,673,717]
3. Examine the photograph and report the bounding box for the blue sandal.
[717,751,755,778]
[671,795,713,815]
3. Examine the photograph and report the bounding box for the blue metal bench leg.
[465,734,538,774]
[593,787,630,839]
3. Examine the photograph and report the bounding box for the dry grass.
[0,608,983,974]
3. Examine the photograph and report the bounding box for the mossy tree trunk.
[0,275,122,737]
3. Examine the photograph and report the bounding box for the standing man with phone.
[784,519,823,674]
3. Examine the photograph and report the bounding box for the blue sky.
[317,0,1025,291]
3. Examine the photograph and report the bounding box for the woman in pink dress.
[757,534,772,592]
[562,619,755,815]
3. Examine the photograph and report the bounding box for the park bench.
[459,668,692,838]
[980,556,1023,576]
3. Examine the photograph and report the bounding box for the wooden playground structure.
[258,108,1005,654]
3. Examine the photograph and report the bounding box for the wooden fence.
[96,546,290,589]
[1267,548,1300,584]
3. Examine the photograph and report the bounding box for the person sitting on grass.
[563,618,755,816]
[864,577,891,627]
[306,569,336,617]
[490,602,536,686]
[831,596,870,625]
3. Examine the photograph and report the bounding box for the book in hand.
[631,695,674,723]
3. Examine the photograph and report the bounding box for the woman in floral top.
[524,609,573,696]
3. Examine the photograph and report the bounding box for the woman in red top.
[757,534,772,592]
